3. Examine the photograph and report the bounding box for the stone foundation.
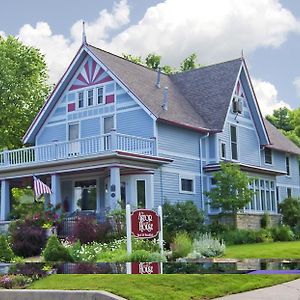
[210,213,281,230]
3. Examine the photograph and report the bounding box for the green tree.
[0,36,50,149]
[122,53,143,65]
[180,53,199,71]
[266,107,300,148]
[145,53,161,69]
[205,163,254,226]
[279,197,300,228]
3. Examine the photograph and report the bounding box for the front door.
[68,123,80,156]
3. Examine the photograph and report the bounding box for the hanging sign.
[131,209,160,239]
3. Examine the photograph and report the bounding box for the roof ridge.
[87,43,168,75]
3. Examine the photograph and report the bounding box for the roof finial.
[82,21,87,44]
[241,49,244,59]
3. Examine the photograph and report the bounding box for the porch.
[0,133,171,222]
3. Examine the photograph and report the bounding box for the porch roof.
[0,151,172,180]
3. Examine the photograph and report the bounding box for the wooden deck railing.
[0,132,156,168]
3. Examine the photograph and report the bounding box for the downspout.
[199,133,209,212]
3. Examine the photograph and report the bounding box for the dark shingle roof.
[264,119,300,155]
[169,59,242,130]
[87,45,210,132]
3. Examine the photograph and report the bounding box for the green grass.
[30,274,300,300]
[224,241,300,259]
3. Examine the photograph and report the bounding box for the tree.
[122,53,143,65]
[180,53,199,71]
[145,53,161,69]
[0,36,50,149]
[266,107,300,148]
[279,197,300,228]
[205,162,254,226]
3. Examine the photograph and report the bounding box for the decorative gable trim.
[23,44,157,144]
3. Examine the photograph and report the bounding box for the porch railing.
[0,132,156,168]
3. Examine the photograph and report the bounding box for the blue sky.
[0,0,299,115]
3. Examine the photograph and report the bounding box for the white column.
[50,174,61,209]
[0,180,10,221]
[147,174,154,209]
[109,167,121,210]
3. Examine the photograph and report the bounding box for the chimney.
[162,87,169,111]
[156,67,161,88]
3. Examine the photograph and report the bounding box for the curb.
[0,289,127,300]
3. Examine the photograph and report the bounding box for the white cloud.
[16,0,130,83]
[106,0,300,66]
[252,78,291,116]
[0,0,299,84]
[293,76,300,97]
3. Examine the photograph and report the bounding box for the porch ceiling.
[0,152,172,180]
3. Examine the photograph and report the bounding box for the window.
[286,156,290,176]
[87,89,94,106]
[230,125,238,160]
[220,142,226,159]
[287,188,292,198]
[137,180,146,208]
[180,175,195,193]
[97,87,104,105]
[74,180,96,211]
[78,91,84,108]
[264,148,272,164]
[103,116,114,134]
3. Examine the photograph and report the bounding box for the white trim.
[117,106,143,114]
[276,183,300,189]
[219,140,226,160]
[161,166,200,176]
[85,47,157,122]
[179,174,196,194]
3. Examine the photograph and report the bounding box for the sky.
[0,0,300,116]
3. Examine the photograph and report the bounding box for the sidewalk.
[214,278,300,300]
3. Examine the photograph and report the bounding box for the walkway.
[215,278,300,300]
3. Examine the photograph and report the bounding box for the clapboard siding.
[81,117,101,138]
[116,108,153,138]
[37,124,66,144]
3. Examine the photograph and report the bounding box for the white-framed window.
[264,148,272,164]
[220,141,226,159]
[285,156,290,176]
[179,175,195,194]
[287,187,292,198]
[97,87,104,105]
[87,89,94,106]
[77,91,84,108]
[230,125,238,160]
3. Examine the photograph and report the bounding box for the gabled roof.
[86,45,211,132]
[169,58,242,131]
[264,119,300,155]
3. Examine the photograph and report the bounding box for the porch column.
[109,167,121,210]
[0,180,10,221]
[50,174,61,209]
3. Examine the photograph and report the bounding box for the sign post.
[126,205,163,274]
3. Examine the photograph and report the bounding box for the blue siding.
[81,117,101,138]
[117,108,153,138]
[37,124,66,144]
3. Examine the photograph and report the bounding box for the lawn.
[30,274,299,300]
[224,241,300,259]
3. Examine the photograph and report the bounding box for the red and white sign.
[131,209,160,239]
[131,262,161,274]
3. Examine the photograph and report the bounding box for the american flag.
[33,176,52,198]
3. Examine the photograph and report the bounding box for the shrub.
[172,232,193,259]
[163,201,204,245]
[220,229,273,245]
[0,235,14,262]
[260,213,270,229]
[279,197,300,228]
[43,235,73,262]
[0,275,32,289]
[271,225,295,241]
[9,220,47,257]
[72,217,111,244]
[128,250,166,262]
[189,233,225,258]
